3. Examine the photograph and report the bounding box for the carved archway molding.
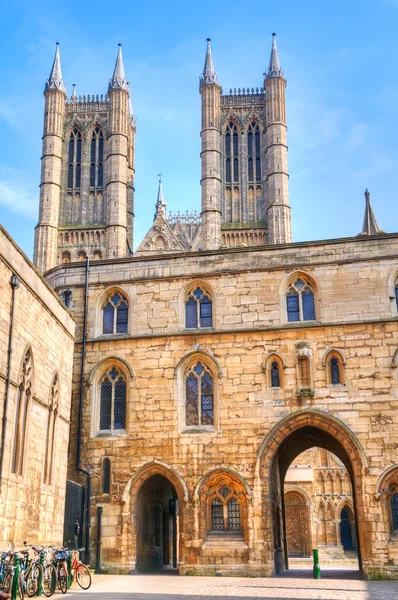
[193,466,253,502]
[284,485,312,506]
[121,459,189,505]
[374,464,398,500]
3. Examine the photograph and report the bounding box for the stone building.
[35,37,398,578]
[285,448,356,560]
[0,226,75,548]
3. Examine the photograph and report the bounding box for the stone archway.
[120,461,188,572]
[284,490,311,558]
[256,410,368,575]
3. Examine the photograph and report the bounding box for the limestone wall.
[46,233,398,577]
[0,226,75,548]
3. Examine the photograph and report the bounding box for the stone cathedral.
[31,36,398,578]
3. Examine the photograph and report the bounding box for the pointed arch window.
[247,122,261,183]
[90,127,104,189]
[395,276,398,311]
[12,348,33,476]
[271,361,280,388]
[100,367,126,432]
[287,277,316,322]
[185,286,212,329]
[185,362,214,427]
[210,485,241,532]
[67,128,82,190]
[102,292,129,335]
[225,122,239,184]
[264,354,284,389]
[391,494,398,531]
[102,458,111,494]
[43,374,58,485]
[324,350,345,386]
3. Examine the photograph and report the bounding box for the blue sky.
[1,0,398,258]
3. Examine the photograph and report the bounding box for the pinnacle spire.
[154,175,166,220]
[200,38,218,87]
[266,33,284,79]
[358,189,384,236]
[127,83,134,123]
[45,43,66,93]
[109,44,129,92]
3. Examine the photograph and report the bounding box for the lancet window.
[247,122,261,183]
[185,287,212,329]
[12,348,33,476]
[99,367,126,432]
[185,362,214,427]
[391,494,398,531]
[102,458,111,494]
[102,292,129,335]
[225,122,239,183]
[43,374,58,485]
[90,127,104,188]
[287,277,316,322]
[67,128,82,189]
[210,485,241,532]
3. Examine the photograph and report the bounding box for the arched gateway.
[256,410,368,575]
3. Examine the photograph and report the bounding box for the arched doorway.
[284,491,310,557]
[258,411,367,576]
[135,474,178,572]
[340,504,357,552]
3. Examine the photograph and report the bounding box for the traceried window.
[210,485,241,532]
[185,362,214,427]
[225,122,239,183]
[67,128,82,189]
[185,287,212,329]
[12,348,33,476]
[90,127,104,188]
[102,292,128,335]
[102,458,111,494]
[99,367,126,432]
[391,494,398,531]
[247,122,261,183]
[287,277,316,322]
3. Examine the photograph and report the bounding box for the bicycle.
[40,548,57,597]
[0,553,24,600]
[70,549,91,590]
[53,549,69,594]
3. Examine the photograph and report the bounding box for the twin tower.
[34,37,291,273]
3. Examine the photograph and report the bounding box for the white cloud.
[345,123,369,152]
[0,165,37,219]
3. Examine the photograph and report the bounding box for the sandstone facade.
[0,226,75,548]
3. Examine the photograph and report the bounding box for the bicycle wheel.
[76,564,91,590]
[42,564,57,597]
[59,574,67,594]
[18,572,25,600]
[26,564,42,597]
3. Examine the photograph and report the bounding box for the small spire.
[45,43,66,93]
[266,33,284,80]
[358,188,384,236]
[71,84,77,100]
[127,83,134,123]
[200,38,218,87]
[154,174,166,220]
[108,44,129,92]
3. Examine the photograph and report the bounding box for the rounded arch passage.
[257,410,367,575]
[121,462,188,573]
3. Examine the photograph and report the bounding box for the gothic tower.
[34,44,136,273]
[199,39,222,250]
[264,34,292,244]
[200,34,291,248]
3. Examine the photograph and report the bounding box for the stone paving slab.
[65,572,398,600]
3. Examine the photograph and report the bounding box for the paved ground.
[65,568,398,600]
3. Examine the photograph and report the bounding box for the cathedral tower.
[34,44,136,273]
[199,39,222,250]
[264,34,292,244]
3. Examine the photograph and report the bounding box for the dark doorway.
[270,425,361,575]
[135,474,178,573]
[63,480,84,549]
[340,505,357,552]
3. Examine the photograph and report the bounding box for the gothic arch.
[122,460,189,504]
[95,285,132,337]
[174,349,223,379]
[222,112,241,132]
[391,347,398,368]
[243,112,265,131]
[193,467,253,501]
[387,265,398,315]
[178,279,216,330]
[279,270,320,324]
[88,355,134,385]
[284,484,312,506]
[262,352,286,389]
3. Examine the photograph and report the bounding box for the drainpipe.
[95,506,102,574]
[0,274,20,492]
[76,257,91,565]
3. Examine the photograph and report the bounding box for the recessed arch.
[122,459,189,504]
[279,270,320,324]
[96,285,132,337]
[174,349,223,379]
[88,355,134,385]
[179,279,216,331]
[193,467,253,501]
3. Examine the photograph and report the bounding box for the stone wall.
[0,226,75,548]
[45,233,398,577]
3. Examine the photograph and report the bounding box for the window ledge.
[181,426,217,435]
[204,532,247,548]
[94,429,128,438]
[95,333,132,341]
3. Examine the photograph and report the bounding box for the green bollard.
[37,551,45,596]
[11,555,20,600]
[313,548,321,579]
[67,554,72,589]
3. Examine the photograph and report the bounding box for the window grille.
[185,362,214,427]
[271,361,280,387]
[102,292,129,334]
[185,287,212,329]
[102,458,111,494]
[99,368,126,432]
[211,498,224,531]
[287,278,316,322]
[209,487,241,532]
[391,494,398,530]
[227,497,241,530]
[330,357,340,384]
